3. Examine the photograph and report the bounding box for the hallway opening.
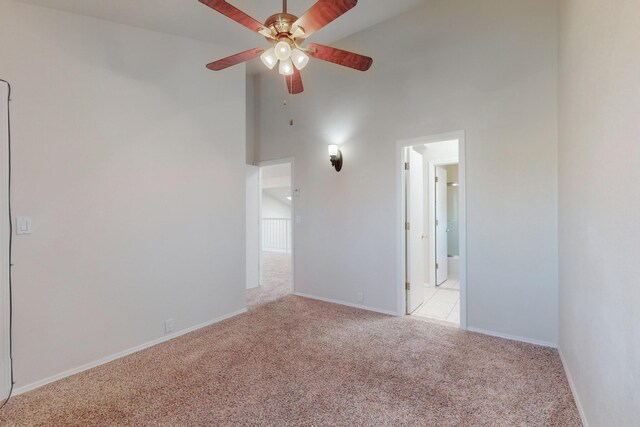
[247,160,294,308]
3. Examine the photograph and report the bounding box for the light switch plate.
[16,217,32,235]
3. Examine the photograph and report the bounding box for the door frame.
[1,80,11,398]
[256,157,296,294]
[396,131,467,329]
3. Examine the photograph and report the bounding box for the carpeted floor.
[0,264,581,426]
[247,251,292,308]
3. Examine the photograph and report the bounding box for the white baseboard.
[558,347,590,427]
[293,292,398,316]
[467,327,557,348]
[14,308,248,396]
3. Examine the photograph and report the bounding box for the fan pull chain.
[289,74,294,126]
[282,74,294,126]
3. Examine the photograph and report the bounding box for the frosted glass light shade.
[275,41,292,61]
[328,145,339,157]
[279,59,294,76]
[291,48,310,70]
[260,48,277,69]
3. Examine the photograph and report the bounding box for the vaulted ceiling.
[17,0,424,47]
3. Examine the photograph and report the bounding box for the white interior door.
[407,148,425,313]
[245,165,260,290]
[435,166,448,285]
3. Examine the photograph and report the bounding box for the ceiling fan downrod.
[283,0,287,14]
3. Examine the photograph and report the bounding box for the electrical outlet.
[164,319,174,334]
[16,217,32,235]
[357,292,364,304]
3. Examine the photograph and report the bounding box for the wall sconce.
[328,145,343,172]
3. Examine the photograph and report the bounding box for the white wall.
[261,192,291,219]
[254,0,559,343]
[0,1,246,389]
[246,166,260,289]
[246,75,256,165]
[558,0,640,425]
[446,164,459,183]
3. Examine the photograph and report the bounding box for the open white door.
[435,166,448,285]
[245,165,260,290]
[406,148,425,313]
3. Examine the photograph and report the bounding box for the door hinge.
[436,263,439,270]
[435,219,439,226]
[404,162,410,170]
[405,282,411,291]
[435,176,439,183]
[405,222,410,231]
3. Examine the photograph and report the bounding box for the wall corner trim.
[14,308,248,396]
[558,347,591,427]
[293,292,399,317]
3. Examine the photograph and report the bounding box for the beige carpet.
[0,271,581,426]
[247,251,292,308]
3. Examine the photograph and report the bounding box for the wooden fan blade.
[293,0,357,39]
[307,43,373,71]
[286,68,304,94]
[200,0,273,38]
[206,48,265,71]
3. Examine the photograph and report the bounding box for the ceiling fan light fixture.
[201,0,373,95]
[275,40,292,61]
[260,48,278,69]
[291,48,310,70]
[279,59,294,76]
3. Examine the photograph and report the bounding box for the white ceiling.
[17,0,424,48]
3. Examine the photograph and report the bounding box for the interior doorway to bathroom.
[400,133,466,327]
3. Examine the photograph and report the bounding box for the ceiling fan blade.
[307,43,373,71]
[293,0,358,39]
[200,0,274,38]
[286,68,304,94]
[206,48,265,71]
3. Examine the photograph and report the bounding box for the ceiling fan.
[200,0,373,94]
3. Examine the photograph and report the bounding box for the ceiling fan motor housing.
[264,13,299,39]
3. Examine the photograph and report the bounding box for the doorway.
[246,159,295,307]
[398,132,467,328]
